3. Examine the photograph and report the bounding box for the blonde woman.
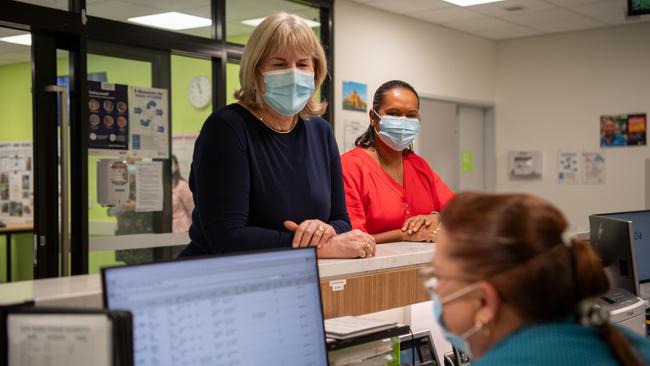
[179,13,375,259]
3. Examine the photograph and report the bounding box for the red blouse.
[341,147,454,234]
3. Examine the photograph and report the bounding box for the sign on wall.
[599,113,647,148]
[88,81,129,151]
[88,82,169,158]
[129,87,169,159]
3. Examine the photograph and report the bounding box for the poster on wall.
[599,113,647,147]
[557,150,579,184]
[134,160,163,212]
[582,150,606,184]
[343,119,365,153]
[88,81,129,151]
[129,86,169,159]
[0,141,33,224]
[342,81,368,112]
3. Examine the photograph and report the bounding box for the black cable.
[407,325,415,366]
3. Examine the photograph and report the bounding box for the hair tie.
[561,230,573,248]
[577,298,609,327]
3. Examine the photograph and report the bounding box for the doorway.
[416,98,495,193]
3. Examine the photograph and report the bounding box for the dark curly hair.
[354,80,420,155]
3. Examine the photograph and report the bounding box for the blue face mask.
[262,68,315,117]
[432,283,482,359]
[373,110,420,151]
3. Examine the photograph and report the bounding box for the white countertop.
[318,241,434,278]
[0,242,434,307]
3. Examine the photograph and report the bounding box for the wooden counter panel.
[320,265,429,319]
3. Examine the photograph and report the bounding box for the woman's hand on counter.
[401,214,438,235]
[406,224,437,243]
[284,219,336,248]
[317,230,376,259]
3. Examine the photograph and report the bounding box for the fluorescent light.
[241,16,320,28]
[128,12,211,30]
[0,34,32,46]
[442,0,505,6]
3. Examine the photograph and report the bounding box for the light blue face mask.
[373,110,420,151]
[432,283,482,359]
[262,67,315,117]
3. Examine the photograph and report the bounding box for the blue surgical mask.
[262,68,315,117]
[373,110,420,151]
[432,283,482,358]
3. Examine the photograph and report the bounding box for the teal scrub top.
[474,321,650,366]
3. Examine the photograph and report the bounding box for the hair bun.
[577,298,609,327]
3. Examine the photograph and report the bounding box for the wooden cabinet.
[320,265,430,319]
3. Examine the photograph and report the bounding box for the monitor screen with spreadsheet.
[102,248,328,366]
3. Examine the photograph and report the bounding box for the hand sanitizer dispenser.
[97,159,130,206]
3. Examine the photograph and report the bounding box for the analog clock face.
[188,75,211,109]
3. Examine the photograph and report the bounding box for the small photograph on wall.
[342,81,368,112]
[599,113,646,147]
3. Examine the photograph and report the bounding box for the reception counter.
[0,242,434,317]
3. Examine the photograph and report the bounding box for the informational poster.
[582,150,606,184]
[557,150,579,184]
[88,81,129,151]
[599,113,647,147]
[129,87,169,159]
[0,141,33,224]
[134,161,163,212]
[172,134,198,181]
[343,119,364,153]
[342,81,368,112]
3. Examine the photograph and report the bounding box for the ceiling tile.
[498,7,584,25]
[569,1,626,17]
[370,0,451,14]
[478,24,542,39]
[531,17,605,32]
[408,7,485,24]
[596,13,650,25]
[470,0,552,16]
[87,1,161,19]
[444,17,514,32]
[544,0,604,6]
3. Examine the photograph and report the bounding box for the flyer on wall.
[557,150,579,184]
[599,113,647,148]
[88,81,129,151]
[582,150,606,184]
[129,86,169,159]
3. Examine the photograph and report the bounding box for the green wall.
[0,61,34,282]
[0,53,241,282]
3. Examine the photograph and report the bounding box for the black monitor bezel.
[628,0,650,16]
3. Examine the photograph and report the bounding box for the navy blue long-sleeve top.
[186,104,351,255]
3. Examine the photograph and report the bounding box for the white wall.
[333,0,497,152]
[495,22,650,232]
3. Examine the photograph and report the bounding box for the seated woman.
[428,192,650,365]
[179,13,374,259]
[341,80,453,243]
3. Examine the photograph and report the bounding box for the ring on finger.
[317,225,325,233]
[359,248,367,258]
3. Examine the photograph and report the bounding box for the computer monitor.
[589,213,647,295]
[399,330,439,366]
[102,248,328,366]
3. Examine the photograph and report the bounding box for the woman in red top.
[341,80,454,243]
